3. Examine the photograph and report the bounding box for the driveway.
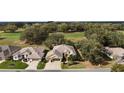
[44,61,61,70]
[25,61,40,70]
[0,60,5,64]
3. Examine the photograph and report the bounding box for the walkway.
[44,61,62,70]
[25,61,40,70]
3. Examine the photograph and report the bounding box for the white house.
[13,47,44,62]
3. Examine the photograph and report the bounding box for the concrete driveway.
[25,61,40,70]
[0,60,5,64]
[44,61,61,70]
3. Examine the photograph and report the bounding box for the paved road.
[62,68,111,72]
[44,61,61,70]
[25,61,40,70]
[0,68,111,72]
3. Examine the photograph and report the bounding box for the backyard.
[0,32,85,45]
[0,32,21,45]
[55,32,85,42]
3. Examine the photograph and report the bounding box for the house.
[13,47,45,62]
[46,44,76,62]
[0,45,21,61]
[105,47,124,64]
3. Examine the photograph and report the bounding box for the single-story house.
[105,47,124,64]
[46,44,76,62]
[13,47,45,62]
[0,45,21,60]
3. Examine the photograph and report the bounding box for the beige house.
[13,47,44,62]
[46,44,76,62]
[105,47,124,64]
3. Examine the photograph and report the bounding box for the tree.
[4,23,17,33]
[20,25,48,44]
[44,33,65,49]
[111,64,124,72]
[57,23,68,32]
[84,27,124,47]
[78,39,107,65]
[41,23,57,33]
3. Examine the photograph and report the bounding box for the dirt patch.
[81,61,113,68]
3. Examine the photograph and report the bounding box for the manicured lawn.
[63,32,85,41]
[0,60,28,69]
[51,32,85,42]
[37,61,46,69]
[0,31,85,46]
[0,32,21,45]
[61,62,85,69]
[0,32,21,40]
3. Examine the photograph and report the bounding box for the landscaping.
[0,32,21,45]
[0,32,20,40]
[59,32,85,42]
[0,60,28,69]
[0,22,124,71]
[37,61,46,69]
[61,62,85,69]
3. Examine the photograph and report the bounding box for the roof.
[46,44,76,60]
[105,47,124,57]
[13,47,44,59]
[0,45,21,59]
[53,44,76,55]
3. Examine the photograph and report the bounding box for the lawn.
[61,62,85,69]
[0,32,21,45]
[37,61,46,69]
[0,32,85,46]
[0,32,21,40]
[0,60,28,69]
[63,32,85,41]
[51,32,85,42]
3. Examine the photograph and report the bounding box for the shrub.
[111,64,124,72]
[44,33,65,49]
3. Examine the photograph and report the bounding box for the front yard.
[61,62,85,69]
[61,60,115,69]
[0,60,28,69]
[37,61,46,69]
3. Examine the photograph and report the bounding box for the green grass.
[61,63,85,69]
[0,32,21,40]
[63,32,84,41]
[0,32,21,45]
[51,32,85,42]
[0,60,28,69]
[0,32,85,45]
[37,61,46,69]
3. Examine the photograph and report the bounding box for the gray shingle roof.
[105,47,124,57]
[0,45,21,60]
[46,44,76,60]
[13,47,44,59]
